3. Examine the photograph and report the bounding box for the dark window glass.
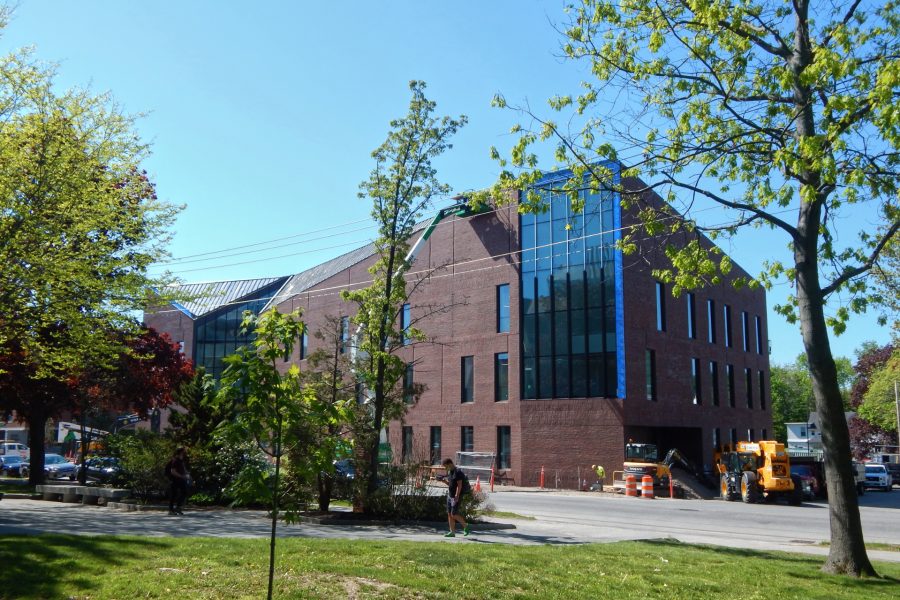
[745,368,754,408]
[403,363,414,404]
[497,284,510,333]
[645,350,657,401]
[461,426,474,452]
[571,355,587,398]
[402,426,413,463]
[713,428,721,451]
[497,426,511,469]
[430,426,442,466]
[707,299,717,344]
[723,305,733,348]
[758,371,766,410]
[495,353,509,401]
[762,428,768,440]
[709,361,720,406]
[539,357,553,398]
[300,331,308,360]
[655,281,666,331]
[730,428,738,446]
[401,303,411,345]
[554,356,570,398]
[340,316,350,354]
[748,428,755,442]
[741,311,749,352]
[755,316,764,354]
[523,357,536,399]
[692,358,702,405]
[726,364,735,407]
[687,293,697,339]
[461,356,474,403]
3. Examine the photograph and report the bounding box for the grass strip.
[0,534,897,599]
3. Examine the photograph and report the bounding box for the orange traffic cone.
[474,475,482,493]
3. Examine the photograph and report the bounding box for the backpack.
[460,470,472,495]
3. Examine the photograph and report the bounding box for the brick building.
[145,166,771,486]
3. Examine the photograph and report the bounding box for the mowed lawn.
[1,535,898,599]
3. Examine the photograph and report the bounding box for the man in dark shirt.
[166,447,190,515]
[440,458,470,538]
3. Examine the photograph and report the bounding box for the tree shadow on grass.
[0,534,171,600]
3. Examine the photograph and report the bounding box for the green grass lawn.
[1,535,897,599]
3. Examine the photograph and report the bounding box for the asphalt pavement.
[1,487,898,564]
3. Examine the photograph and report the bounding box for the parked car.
[0,442,29,459]
[70,457,123,484]
[790,465,819,499]
[0,454,27,477]
[883,462,900,487]
[864,463,893,491]
[20,453,76,480]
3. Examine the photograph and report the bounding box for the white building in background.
[786,411,857,456]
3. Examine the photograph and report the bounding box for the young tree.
[482,0,898,576]
[343,81,465,510]
[856,348,899,439]
[849,343,896,459]
[217,309,341,600]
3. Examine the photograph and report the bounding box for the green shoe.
[444,531,456,538]
[463,525,471,536]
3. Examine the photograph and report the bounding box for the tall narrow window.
[495,352,509,401]
[726,364,735,407]
[730,428,738,447]
[645,349,657,401]
[691,358,702,404]
[686,292,697,339]
[461,356,474,403]
[403,363,414,404]
[461,426,474,452]
[655,281,667,331]
[299,331,308,360]
[709,361,720,406]
[707,299,717,344]
[340,316,350,354]
[755,315,763,354]
[745,368,754,408]
[723,304,733,348]
[762,428,768,440]
[497,426,511,469]
[741,311,749,352]
[401,426,413,463]
[748,428,755,442]
[430,426,442,465]
[401,303,411,345]
[497,284,510,333]
[713,428,721,451]
[758,371,766,410]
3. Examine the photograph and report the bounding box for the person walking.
[439,458,470,538]
[166,447,190,516]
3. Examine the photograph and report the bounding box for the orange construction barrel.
[641,475,654,499]
[625,475,637,497]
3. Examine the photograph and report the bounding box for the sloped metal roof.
[172,276,289,318]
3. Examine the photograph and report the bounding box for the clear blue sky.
[2,0,891,365]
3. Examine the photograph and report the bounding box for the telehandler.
[716,440,801,505]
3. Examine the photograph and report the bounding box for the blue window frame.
[401,303,411,345]
[497,284,510,333]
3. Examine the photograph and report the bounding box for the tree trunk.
[26,411,46,486]
[795,251,875,576]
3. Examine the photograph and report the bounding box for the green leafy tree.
[0,16,181,478]
[481,0,898,576]
[870,232,900,332]
[217,309,339,600]
[771,353,854,442]
[857,348,900,436]
[343,81,464,510]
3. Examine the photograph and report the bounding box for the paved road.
[1,489,898,563]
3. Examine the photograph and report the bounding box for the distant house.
[786,411,856,455]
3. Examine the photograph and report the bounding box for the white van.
[0,442,29,458]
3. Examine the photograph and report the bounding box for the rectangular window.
[401,303,411,345]
[687,293,697,339]
[497,426,511,469]
[461,356,474,403]
[707,299,717,344]
[713,428,721,451]
[645,349,657,401]
[300,331,308,360]
[497,284,510,333]
[762,428,768,440]
[723,304,733,348]
[401,426,413,463]
[730,428,737,447]
[745,368,754,408]
[758,371,766,410]
[461,426,474,452]
[655,281,666,331]
[726,364,735,407]
[709,361,720,406]
[755,315,763,354]
[430,426,442,466]
[748,428,755,442]
[741,311,749,352]
[495,352,509,401]
[340,316,350,354]
[403,363,414,404]
[691,358,702,405]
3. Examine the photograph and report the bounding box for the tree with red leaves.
[848,343,896,460]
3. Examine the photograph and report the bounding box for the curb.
[300,514,516,530]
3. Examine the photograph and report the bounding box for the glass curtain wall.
[192,282,285,380]
[520,173,620,400]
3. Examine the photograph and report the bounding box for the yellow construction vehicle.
[623,443,671,488]
[716,440,801,505]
